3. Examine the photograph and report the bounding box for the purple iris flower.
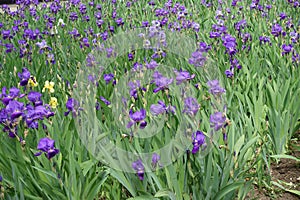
[9,87,20,98]
[142,21,149,27]
[69,12,78,21]
[150,100,176,116]
[271,24,282,37]
[207,80,226,96]
[115,18,124,26]
[199,42,211,52]
[1,87,21,105]
[127,109,147,129]
[282,44,293,56]
[103,73,114,84]
[279,12,287,20]
[192,131,206,154]
[222,34,237,56]
[36,40,52,54]
[189,50,207,67]
[132,159,145,180]
[18,68,31,86]
[5,100,24,120]
[35,137,59,160]
[183,97,200,116]
[175,70,195,85]
[0,108,7,124]
[25,105,54,128]
[152,153,161,168]
[27,91,43,106]
[128,53,134,61]
[210,31,221,38]
[234,19,247,32]
[259,36,272,46]
[152,71,173,93]
[81,38,90,48]
[145,59,158,69]
[99,96,111,105]
[128,80,140,99]
[2,30,11,40]
[225,68,234,78]
[210,112,226,131]
[150,100,166,116]
[65,98,79,117]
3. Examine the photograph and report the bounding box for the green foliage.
[0,0,299,199]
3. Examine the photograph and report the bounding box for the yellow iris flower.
[49,97,58,109]
[28,76,38,87]
[42,81,55,93]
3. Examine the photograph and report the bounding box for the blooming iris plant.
[183,97,200,116]
[34,137,59,160]
[210,112,226,131]
[150,100,175,116]
[207,80,226,96]
[127,109,147,129]
[152,71,173,93]
[42,81,55,93]
[132,159,145,180]
[175,70,195,85]
[191,131,206,154]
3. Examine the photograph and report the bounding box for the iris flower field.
[0,0,299,199]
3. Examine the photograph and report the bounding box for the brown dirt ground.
[247,133,300,200]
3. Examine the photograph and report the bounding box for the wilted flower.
[34,137,59,160]
[191,130,206,154]
[210,112,226,131]
[132,159,144,180]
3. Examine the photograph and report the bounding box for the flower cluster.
[132,153,161,180]
[0,68,55,139]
